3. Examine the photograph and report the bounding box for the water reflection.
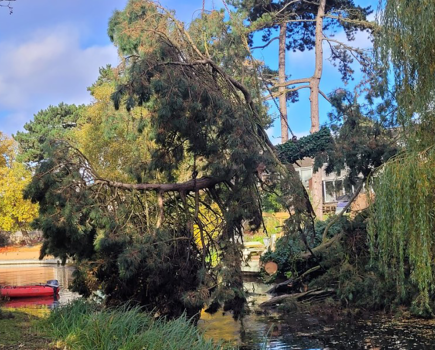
[0,264,77,310]
[198,278,435,350]
[3,267,435,349]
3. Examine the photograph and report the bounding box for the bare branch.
[271,77,311,88]
[0,0,15,14]
[251,36,279,50]
[319,89,331,103]
[266,84,310,99]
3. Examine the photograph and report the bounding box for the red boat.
[0,280,59,298]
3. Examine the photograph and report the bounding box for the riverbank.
[0,300,234,350]
[0,245,60,265]
[0,308,58,350]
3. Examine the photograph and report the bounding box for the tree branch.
[323,37,365,54]
[156,191,164,228]
[319,89,331,103]
[272,77,311,88]
[323,14,376,30]
[155,59,276,150]
[323,36,369,69]
[321,180,365,242]
[266,84,310,99]
[94,175,228,194]
[251,36,279,50]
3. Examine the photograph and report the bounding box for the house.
[294,158,369,218]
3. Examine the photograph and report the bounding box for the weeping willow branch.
[369,147,435,313]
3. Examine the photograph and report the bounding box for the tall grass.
[42,299,235,350]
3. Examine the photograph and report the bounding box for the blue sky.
[0,0,376,142]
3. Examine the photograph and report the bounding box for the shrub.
[260,216,349,279]
[0,231,9,247]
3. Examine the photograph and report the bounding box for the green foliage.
[276,127,333,169]
[260,213,417,314]
[14,103,83,164]
[263,216,281,235]
[230,0,373,86]
[303,213,403,310]
[261,216,348,278]
[260,191,283,213]
[278,88,398,190]
[23,0,314,320]
[377,0,435,127]
[24,146,97,263]
[369,148,435,316]
[368,0,435,317]
[42,299,233,350]
[261,234,305,277]
[325,89,398,185]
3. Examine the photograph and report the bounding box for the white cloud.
[0,25,119,135]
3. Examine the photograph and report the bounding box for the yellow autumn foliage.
[0,131,15,167]
[0,134,39,232]
[73,72,153,182]
[194,202,222,248]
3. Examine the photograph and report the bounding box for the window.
[323,180,352,203]
[300,169,312,188]
[296,168,312,188]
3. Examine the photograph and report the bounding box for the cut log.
[264,261,278,275]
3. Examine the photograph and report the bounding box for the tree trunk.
[309,0,326,219]
[279,22,288,144]
[260,289,335,307]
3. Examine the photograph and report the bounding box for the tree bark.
[279,22,288,144]
[94,176,227,194]
[309,0,326,220]
[310,0,326,130]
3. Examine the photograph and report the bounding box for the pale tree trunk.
[279,22,288,144]
[309,0,326,220]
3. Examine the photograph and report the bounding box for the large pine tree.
[24,0,313,318]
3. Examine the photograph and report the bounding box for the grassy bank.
[0,308,55,350]
[0,300,235,350]
[40,300,234,350]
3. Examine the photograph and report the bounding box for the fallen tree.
[24,0,317,319]
[260,288,335,308]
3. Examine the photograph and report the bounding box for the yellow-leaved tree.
[74,66,154,183]
[0,132,39,233]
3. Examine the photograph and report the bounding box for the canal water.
[2,266,435,349]
[198,279,435,349]
[0,264,76,309]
